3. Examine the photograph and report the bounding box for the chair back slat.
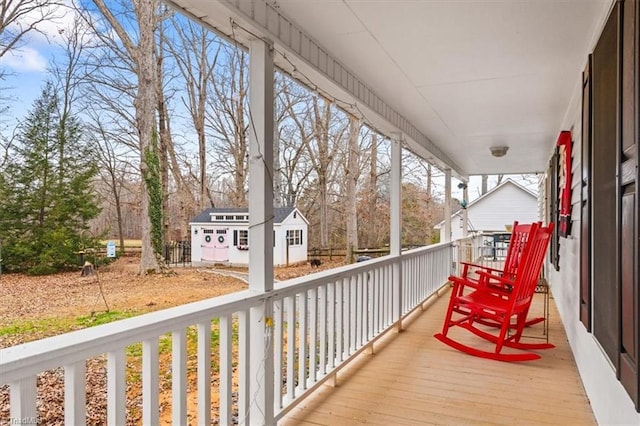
[510,223,554,307]
[502,221,535,278]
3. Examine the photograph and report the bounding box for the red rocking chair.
[456,221,545,328]
[434,222,554,361]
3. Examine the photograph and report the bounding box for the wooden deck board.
[280,288,595,425]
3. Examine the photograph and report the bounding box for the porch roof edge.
[164,0,467,180]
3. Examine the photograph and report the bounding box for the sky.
[1,1,77,125]
[0,1,537,204]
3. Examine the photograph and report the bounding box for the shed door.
[201,228,229,262]
[212,229,229,262]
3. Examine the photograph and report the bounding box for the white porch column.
[444,169,452,242]
[462,184,469,237]
[248,37,275,425]
[390,135,403,329]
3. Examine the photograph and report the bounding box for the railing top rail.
[401,241,453,257]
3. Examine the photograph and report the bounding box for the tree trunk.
[156,32,170,246]
[365,133,378,248]
[133,0,160,273]
[314,97,332,248]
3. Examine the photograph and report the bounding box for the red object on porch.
[434,222,555,361]
[557,130,573,237]
[455,221,545,328]
[459,221,534,284]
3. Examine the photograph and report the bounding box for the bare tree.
[89,0,161,273]
[308,96,346,248]
[166,14,219,211]
[0,0,65,58]
[277,75,315,207]
[206,44,249,207]
[88,115,135,252]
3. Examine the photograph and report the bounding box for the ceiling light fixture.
[490,146,509,158]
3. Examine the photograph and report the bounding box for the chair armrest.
[460,261,503,275]
[475,271,515,295]
[448,274,482,297]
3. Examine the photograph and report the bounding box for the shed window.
[287,229,303,246]
[238,230,248,246]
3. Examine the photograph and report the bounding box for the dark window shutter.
[300,229,303,244]
[233,230,238,246]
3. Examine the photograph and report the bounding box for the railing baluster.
[172,329,187,425]
[298,290,308,391]
[349,276,357,354]
[309,287,318,384]
[142,338,159,426]
[319,284,327,375]
[367,271,373,340]
[286,295,296,400]
[273,299,284,410]
[327,281,335,369]
[238,310,250,423]
[336,279,344,362]
[219,315,233,425]
[373,267,384,333]
[10,376,37,425]
[107,349,126,426]
[197,322,211,426]
[65,361,86,426]
[359,272,366,344]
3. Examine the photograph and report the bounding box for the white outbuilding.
[189,206,309,267]
[434,179,539,241]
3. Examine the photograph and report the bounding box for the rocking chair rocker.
[434,222,554,362]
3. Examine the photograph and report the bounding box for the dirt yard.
[0,256,344,425]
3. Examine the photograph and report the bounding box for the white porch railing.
[451,233,502,275]
[0,242,453,425]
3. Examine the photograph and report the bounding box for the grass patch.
[75,310,138,327]
[0,310,140,341]
[0,317,75,337]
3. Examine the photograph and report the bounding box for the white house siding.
[440,182,538,241]
[468,185,538,230]
[546,48,640,424]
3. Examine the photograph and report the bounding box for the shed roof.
[190,206,301,225]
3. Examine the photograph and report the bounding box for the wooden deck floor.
[280,287,595,425]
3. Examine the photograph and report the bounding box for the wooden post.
[444,169,452,242]
[462,184,469,238]
[247,37,275,425]
[390,135,403,330]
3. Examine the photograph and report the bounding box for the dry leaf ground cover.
[0,256,343,425]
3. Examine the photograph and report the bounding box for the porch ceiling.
[167,0,611,178]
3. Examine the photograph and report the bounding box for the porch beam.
[247,36,275,425]
[444,169,452,242]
